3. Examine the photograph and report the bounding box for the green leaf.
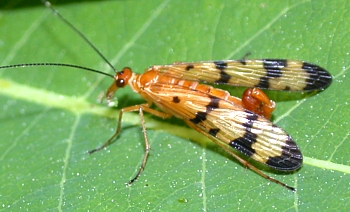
[1,0,349,211]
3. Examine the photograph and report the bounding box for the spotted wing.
[155,59,332,91]
[143,83,303,170]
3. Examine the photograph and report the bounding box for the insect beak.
[105,80,119,107]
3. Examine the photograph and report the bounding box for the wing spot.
[172,96,180,103]
[214,61,231,83]
[214,60,228,71]
[186,64,194,71]
[230,135,256,157]
[302,62,333,90]
[265,136,303,170]
[206,97,220,112]
[190,112,207,124]
[256,59,286,89]
[209,128,220,137]
[229,112,259,157]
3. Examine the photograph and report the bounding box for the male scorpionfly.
[0,1,332,191]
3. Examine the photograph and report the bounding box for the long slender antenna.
[42,0,117,73]
[0,63,114,78]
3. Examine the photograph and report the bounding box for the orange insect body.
[107,66,273,119]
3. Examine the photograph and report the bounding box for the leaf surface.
[0,0,349,211]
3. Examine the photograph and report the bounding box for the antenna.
[0,63,114,78]
[0,1,118,77]
[42,0,117,73]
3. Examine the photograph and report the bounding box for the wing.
[154,59,332,91]
[143,83,303,171]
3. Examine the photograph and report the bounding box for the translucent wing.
[143,83,303,170]
[155,59,332,91]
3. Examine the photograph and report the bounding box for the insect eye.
[116,78,125,87]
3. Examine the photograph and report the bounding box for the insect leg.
[240,52,252,60]
[184,120,295,191]
[89,103,172,184]
[127,105,172,184]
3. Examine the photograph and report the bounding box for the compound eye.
[116,78,125,87]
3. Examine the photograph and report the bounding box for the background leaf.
[1,0,349,211]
